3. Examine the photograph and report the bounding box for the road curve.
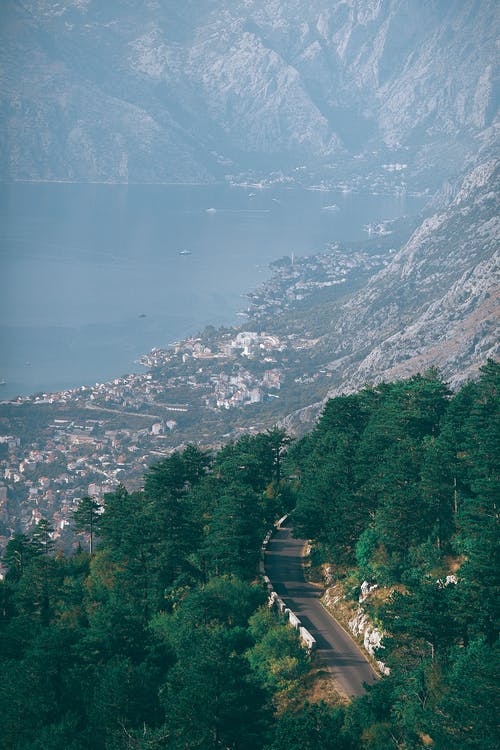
[265,522,378,698]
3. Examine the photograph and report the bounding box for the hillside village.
[0,246,387,555]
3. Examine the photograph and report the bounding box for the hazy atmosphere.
[1,181,423,399]
[0,2,498,749]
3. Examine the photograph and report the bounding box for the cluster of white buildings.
[220,331,286,358]
[138,330,287,411]
[212,368,263,410]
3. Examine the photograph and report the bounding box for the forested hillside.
[289,361,499,748]
[0,362,498,749]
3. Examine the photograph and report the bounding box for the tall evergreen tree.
[203,483,264,579]
[72,495,101,556]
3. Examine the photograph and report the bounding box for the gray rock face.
[1,1,498,182]
[327,158,499,392]
[280,157,499,435]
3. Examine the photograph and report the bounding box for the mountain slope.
[281,157,499,433]
[0,0,498,183]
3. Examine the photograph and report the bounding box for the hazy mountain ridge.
[1,0,498,182]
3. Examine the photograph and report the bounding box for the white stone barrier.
[261,515,316,652]
[275,514,288,529]
[262,576,273,593]
[299,626,316,652]
[287,609,301,629]
[268,591,277,608]
[274,596,287,614]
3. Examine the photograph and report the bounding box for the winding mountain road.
[265,521,378,698]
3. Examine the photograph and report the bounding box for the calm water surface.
[0,182,424,399]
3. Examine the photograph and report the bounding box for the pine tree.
[72,495,101,555]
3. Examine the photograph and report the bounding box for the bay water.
[0,182,424,400]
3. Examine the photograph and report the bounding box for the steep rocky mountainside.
[327,158,499,386]
[282,156,499,433]
[1,0,498,183]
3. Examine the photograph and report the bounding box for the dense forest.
[0,362,498,749]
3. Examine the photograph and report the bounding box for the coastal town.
[0,244,390,556]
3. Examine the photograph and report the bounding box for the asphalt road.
[265,522,378,698]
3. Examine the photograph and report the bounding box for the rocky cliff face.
[325,158,499,392]
[281,156,499,434]
[1,0,498,183]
